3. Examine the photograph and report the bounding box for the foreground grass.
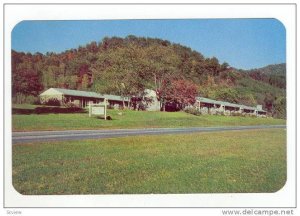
[12,109,286,131]
[12,129,286,194]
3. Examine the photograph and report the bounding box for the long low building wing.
[40,88,130,102]
[196,96,267,113]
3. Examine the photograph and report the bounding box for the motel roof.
[40,88,130,102]
[196,97,266,112]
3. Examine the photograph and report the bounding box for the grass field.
[12,108,286,131]
[12,128,286,194]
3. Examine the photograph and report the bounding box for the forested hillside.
[11,35,286,118]
[241,63,286,89]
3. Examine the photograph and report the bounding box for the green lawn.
[12,108,286,131]
[12,128,286,194]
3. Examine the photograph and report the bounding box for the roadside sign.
[89,98,108,120]
[91,106,104,115]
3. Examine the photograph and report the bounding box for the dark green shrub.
[34,107,86,114]
[64,102,78,108]
[44,98,61,106]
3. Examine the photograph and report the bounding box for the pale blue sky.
[12,19,286,70]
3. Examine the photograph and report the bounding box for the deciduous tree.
[164,79,198,110]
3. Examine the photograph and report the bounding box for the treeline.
[11,35,286,118]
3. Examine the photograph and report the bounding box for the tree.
[214,88,239,103]
[221,62,229,70]
[12,68,43,96]
[92,44,151,101]
[81,74,90,90]
[264,92,275,114]
[145,44,181,111]
[273,96,286,119]
[205,57,220,76]
[164,79,198,111]
[77,63,92,89]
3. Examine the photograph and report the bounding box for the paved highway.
[12,125,286,144]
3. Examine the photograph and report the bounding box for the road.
[12,125,286,144]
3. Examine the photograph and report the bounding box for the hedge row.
[12,107,86,115]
